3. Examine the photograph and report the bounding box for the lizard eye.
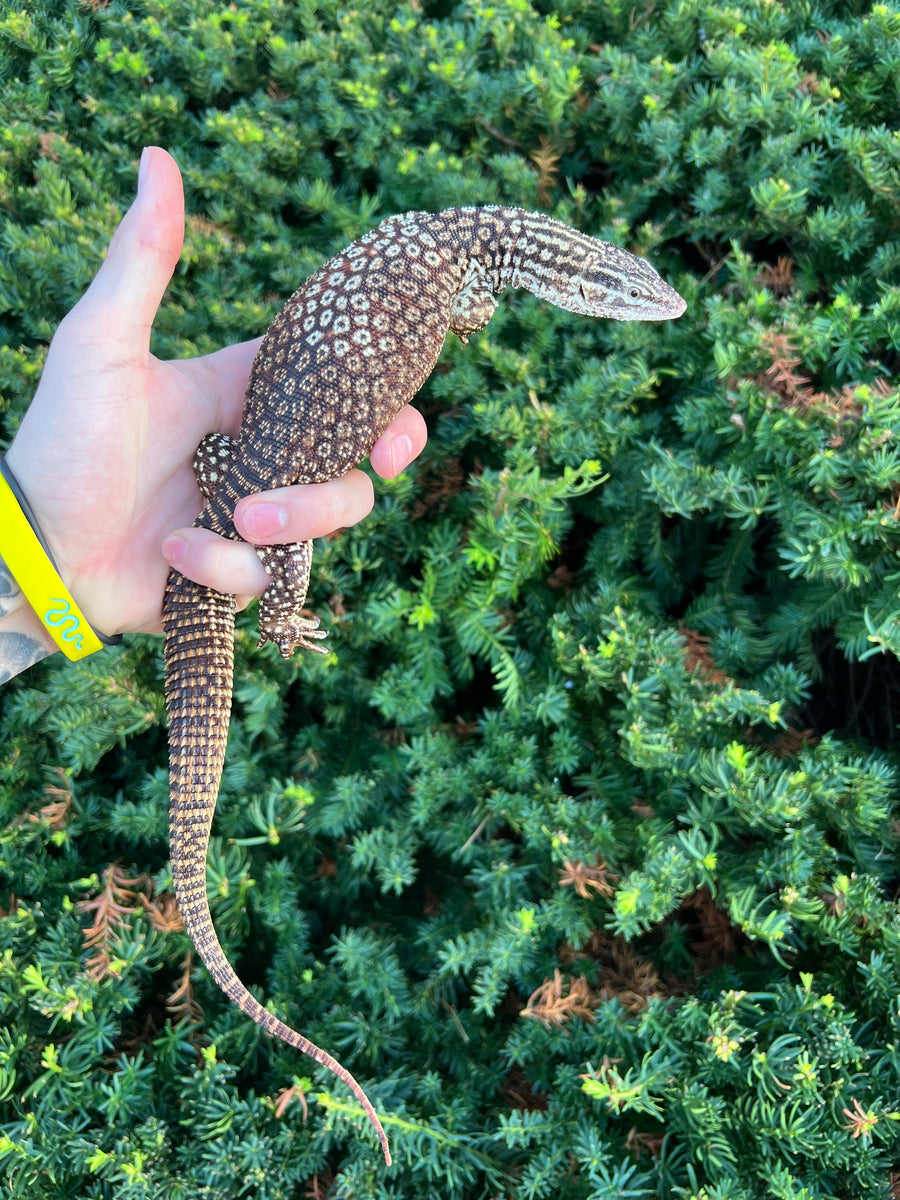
[628,287,642,300]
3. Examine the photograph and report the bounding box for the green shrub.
[1,1,898,1197]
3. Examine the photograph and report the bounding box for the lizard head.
[506,216,687,323]
[558,241,687,322]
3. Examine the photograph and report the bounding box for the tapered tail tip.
[377,1125,392,1166]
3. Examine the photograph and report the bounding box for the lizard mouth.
[664,289,688,318]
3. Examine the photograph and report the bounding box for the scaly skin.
[162,206,686,1165]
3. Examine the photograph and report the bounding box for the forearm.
[0,555,56,683]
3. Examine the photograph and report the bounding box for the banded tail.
[162,572,391,1165]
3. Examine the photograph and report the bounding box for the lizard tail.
[162,572,391,1166]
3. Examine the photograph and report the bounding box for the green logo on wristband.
[44,597,85,651]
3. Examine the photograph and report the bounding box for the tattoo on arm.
[0,630,51,682]
[0,554,25,619]
[0,555,54,683]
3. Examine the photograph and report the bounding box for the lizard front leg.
[449,260,498,343]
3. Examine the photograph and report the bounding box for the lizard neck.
[441,206,598,290]
[443,205,684,321]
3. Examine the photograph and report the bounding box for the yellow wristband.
[0,457,112,661]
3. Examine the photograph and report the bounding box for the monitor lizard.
[161,206,686,1164]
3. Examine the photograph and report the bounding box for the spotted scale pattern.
[161,207,685,1165]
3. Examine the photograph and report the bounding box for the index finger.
[369,405,428,479]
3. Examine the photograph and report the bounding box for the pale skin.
[0,147,427,683]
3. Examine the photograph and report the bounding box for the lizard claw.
[258,612,329,658]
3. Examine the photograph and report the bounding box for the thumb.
[79,146,185,341]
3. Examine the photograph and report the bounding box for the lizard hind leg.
[193,432,236,501]
[192,436,327,657]
[255,541,329,658]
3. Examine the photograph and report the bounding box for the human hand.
[4,147,426,648]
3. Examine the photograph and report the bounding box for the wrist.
[0,451,120,659]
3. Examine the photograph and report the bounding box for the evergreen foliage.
[1,1,899,1196]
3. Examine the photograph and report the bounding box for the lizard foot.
[258,614,329,658]
[256,540,330,657]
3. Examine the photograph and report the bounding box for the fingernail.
[162,534,188,564]
[392,432,413,475]
[241,502,288,540]
[138,147,151,195]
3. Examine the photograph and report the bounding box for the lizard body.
[161,206,685,1164]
